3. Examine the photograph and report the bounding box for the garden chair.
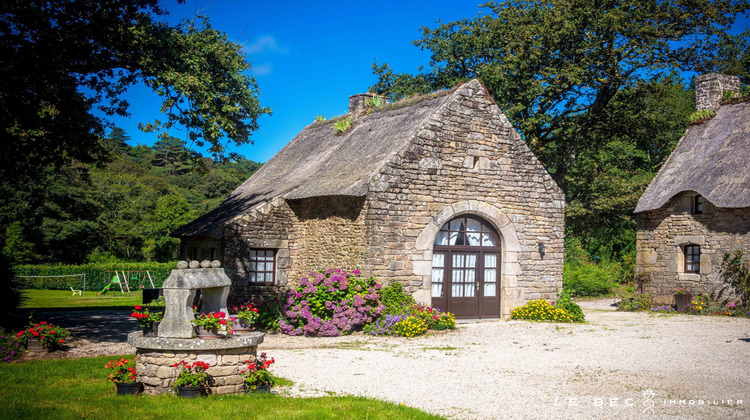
[70,287,82,296]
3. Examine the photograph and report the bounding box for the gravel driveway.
[21,300,750,419]
[262,299,750,419]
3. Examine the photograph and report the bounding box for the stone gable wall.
[636,192,750,304]
[362,81,565,315]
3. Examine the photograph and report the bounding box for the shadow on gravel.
[740,338,750,343]
[18,309,138,343]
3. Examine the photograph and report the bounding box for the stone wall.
[636,192,750,304]
[135,346,257,395]
[362,81,565,316]
[221,196,368,304]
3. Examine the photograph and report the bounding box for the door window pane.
[431,283,443,297]
[484,282,496,296]
[485,254,497,268]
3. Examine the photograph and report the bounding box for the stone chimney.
[695,73,740,111]
[348,92,388,115]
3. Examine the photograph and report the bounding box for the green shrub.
[254,294,284,332]
[379,282,417,314]
[555,289,585,322]
[511,299,573,322]
[617,293,652,311]
[0,251,23,325]
[563,263,617,297]
[721,250,750,309]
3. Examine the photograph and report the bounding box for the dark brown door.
[431,216,501,319]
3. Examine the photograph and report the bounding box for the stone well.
[127,332,264,395]
[128,260,265,395]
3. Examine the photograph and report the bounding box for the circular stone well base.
[127,331,264,395]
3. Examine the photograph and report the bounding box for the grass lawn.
[20,289,146,310]
[0,355,441,419]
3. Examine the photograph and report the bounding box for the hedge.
[13,262,177,292]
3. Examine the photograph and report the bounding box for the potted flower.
[192,311,229,338]
[172,360,211,398]
[231,302,259,333]
[105,357,142,395]
[241,353,275,393]
[16,321,71,351]
[131,305,163,337]
[674,288,693,312]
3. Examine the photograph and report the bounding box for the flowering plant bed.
[511,299,575,322]
[280,268,385,336]
[172,360,211,389]
[130,305,162,328]
[192,312,229,331]
[241,352,275,391]
[232,301,259,326]
[365,303,456,337]
[105,357,137,383]
[0,327,23,363]
[16,321,71,350]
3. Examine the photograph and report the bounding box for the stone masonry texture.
[636,192,750,305]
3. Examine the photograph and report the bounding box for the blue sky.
[108,0,485,163]
[107,1,748,164]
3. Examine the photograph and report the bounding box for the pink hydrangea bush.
[280,269,385,336]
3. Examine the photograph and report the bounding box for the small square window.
[248,249,275,283]
[684,245,700,273]
[692,196,703,214]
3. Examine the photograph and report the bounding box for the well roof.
[635,102,750,213]
[172,84,464,239]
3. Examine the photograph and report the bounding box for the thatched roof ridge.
[172,83,467,239]
[635,102,750,213]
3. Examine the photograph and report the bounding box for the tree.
[0,0,270,185]
[104,127,132,157]
[372,0,748,182]
[371,0,748,259]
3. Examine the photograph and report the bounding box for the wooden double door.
[430,216,501,319]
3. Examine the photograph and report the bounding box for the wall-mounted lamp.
[538,242,546,259]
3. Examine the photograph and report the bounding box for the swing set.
[98,270,156,294]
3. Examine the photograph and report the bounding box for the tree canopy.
[371,0,749,259]
[0,0,270,184]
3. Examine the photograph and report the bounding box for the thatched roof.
[172,84,463,239]
[635,102,750,213]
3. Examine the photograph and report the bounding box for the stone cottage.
[173,79,565,319]
[635,73,749,304]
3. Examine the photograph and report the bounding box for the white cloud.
[244,35,287,55]
[252,63,273,76]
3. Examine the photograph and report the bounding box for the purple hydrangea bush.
[280,269,386,336]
